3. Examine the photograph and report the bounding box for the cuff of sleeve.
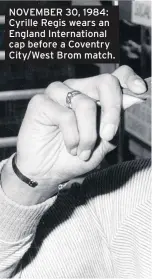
[0,184,57,242]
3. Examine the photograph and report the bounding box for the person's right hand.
[16,65,146,197]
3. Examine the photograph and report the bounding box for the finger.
[45,81,70,107]
[59,109,79,155]
[29,94,79,155]
[71,94,97,161]
[45,82,97,161]
[66,74,122,142]
[112,65,147,94]
[97,74,122,141]
[64,76,99,100]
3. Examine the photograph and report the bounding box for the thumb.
[113,65,147,94]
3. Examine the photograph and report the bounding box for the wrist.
[16,153,65,188]
[1,155,59,205]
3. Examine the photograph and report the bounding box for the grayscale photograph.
[0,1,151,278]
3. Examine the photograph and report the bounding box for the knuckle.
[68,134,79,147]
[119,65,132,72]
[28,94,44,110]
[101,73,119,85]
[63,78,75,87]
[45,81,62,95]
[81,134,97,147]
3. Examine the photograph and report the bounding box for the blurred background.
[0,0,151,168]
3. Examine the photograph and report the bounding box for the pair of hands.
[16,65,146,197]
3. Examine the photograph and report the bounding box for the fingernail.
[70,147,77,156]
[101,124,117,141]
[134,79,146,88]
[79,150,91,161]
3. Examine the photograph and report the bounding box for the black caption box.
[5,1,119,63]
